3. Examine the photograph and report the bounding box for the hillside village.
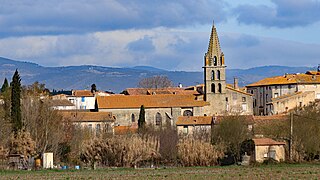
[1,24,320,169]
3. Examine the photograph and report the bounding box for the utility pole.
[290,113,294,161]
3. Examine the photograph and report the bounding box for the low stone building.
[176,116,213,135]
[60,111,115,135]
[48,99,76,110]
[252,138,286,162]
[97,94,208,126]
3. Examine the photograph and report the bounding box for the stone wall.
[255,145,285,162]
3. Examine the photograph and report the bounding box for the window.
[275,86,278,90]
[242,97,246,102]
[96,124,101,135]
[211,70,215,80]
[274,93,279,98]
[183,110,193,116]
[288,85,292,89]
[218,83,222,93]
[155,112,162,126]
[183,126,188,134]
[220,56,223,65]
[226,97,228,102]
[242,103,247,111]
[81,97,85,102]
[217,70,221,80]
[88,124,93,132]
[214,56,217,66]
[211,83,215,93]
[266,94,269,102]
[105,124,112,133]
[131,114,135,123]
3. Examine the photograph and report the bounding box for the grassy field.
[1,164,320,179]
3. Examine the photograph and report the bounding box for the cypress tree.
[1,78,9,93]
[11,69,22,133]
[138,105,145,130]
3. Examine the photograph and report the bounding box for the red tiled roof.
[97,94,209,109]
[114,126,138,135]
[176,116,213,126]
[247,73,320,87]
[60,111,115,122]
[253,138,286,146]
[73,90,94,97]
[226,86,253,96]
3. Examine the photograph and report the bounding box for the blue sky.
[0,0,320,71]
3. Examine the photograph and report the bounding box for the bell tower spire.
[203,22,226,115]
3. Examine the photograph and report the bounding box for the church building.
[60,23,254,128]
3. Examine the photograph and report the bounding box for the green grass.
[0,164,320,179]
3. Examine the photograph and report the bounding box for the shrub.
[177,138,225,166]
[81,134,159,168]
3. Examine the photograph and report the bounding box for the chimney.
[233,77,239,90]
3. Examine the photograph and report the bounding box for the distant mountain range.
[0,57,315,93]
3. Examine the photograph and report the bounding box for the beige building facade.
[252,138,286,162]
[97,95,207,127]
[247,71,320,115]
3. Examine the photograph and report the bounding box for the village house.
[246,69,320,115]
[176,116,213,135]
[59,111,115,135]
[97,94,208,126]
[252,138,286,162]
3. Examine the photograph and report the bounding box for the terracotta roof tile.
[226,86,253,96]
[114,126,138,135]
[176,116,213,126]
[60,111,115,122]
[247,73,320,87]
[73,90,94,97]
[253,138,286,146]
[97,94,209,109]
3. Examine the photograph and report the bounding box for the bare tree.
[138,75,173,89]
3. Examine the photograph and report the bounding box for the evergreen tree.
[11,69,22,133]
[1,78,9,93]
[138,105,145,130]
[91,84,97,93]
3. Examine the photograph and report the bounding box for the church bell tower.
[203,22,226,115]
